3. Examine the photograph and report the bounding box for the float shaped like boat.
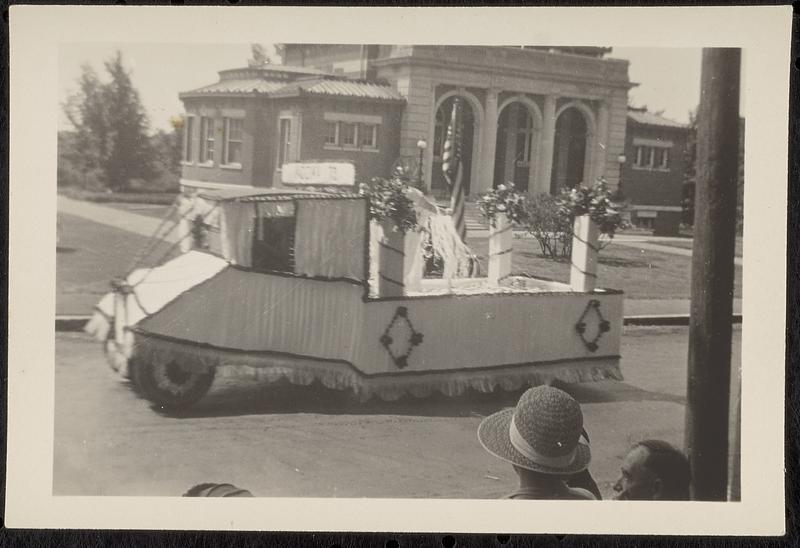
[86,178,624,410]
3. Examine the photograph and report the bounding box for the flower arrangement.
[556,178,628,238]
[358,173,419,234]
[477,182,528,228]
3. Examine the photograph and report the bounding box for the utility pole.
[685,48,741,501]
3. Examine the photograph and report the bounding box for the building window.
[658,148,670,169]
[183,116,195,163]
[200,117,215,164]
[361,124,378,149]
[222,118,244,167]
[277,118,292,168]
[340,122,358,148]
[323,115,381,152]
[325,121,339,146]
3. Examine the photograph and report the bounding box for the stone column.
[538,95,558,195]
[594,101,610,182]
[478,89,499,195]
[570,214,599,292]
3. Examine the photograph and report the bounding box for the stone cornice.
[372,46,634,91]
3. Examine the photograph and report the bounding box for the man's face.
[613,446,661,500]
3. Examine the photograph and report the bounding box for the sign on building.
[281,162,356,187]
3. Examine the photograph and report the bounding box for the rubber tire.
[134,359,216,412]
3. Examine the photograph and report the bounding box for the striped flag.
[441,98,467,242]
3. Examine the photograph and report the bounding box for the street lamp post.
[416,139,427,191]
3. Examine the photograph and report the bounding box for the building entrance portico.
[550,104,595,193]
[493,98,543,192]
[431,93,479,200]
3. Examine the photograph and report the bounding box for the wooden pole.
[685,48,741,501]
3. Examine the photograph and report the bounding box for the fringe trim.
[132,334,622,403]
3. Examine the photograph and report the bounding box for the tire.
[135,359,216,411]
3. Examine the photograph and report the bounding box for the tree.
[62,51,154,191]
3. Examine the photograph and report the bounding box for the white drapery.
[294,199,366,280]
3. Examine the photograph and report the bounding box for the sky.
[58,44,707,134]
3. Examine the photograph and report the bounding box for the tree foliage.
[61,51,159,192]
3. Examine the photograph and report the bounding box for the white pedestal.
[377,222,407,297]
[570,214,599,292]
[488,215,513,284]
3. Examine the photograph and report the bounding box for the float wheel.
[134,359,215,411]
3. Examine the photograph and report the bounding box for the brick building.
[621,107,689,236]
[180,45,634,199]
[179,64,404,189]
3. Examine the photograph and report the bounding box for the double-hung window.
[360,124,378,150]
[633,139,674,172]
[277,118,292,169]
[323,113,381,152]
[183,116,195,163]
[200,117,215,164]
[222,118,244,167]
[340,122,358,148]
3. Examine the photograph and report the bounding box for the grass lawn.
[101,202,176,221]
[466,235,743,300]
[57,212,180,314]
[652,236,743,258]
[56,206,743,314]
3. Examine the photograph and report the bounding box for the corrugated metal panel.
[627,111,686,128]
[183,79,287,95]
[304,80,405,101]
[136,271,365,363]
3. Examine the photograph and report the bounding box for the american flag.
[441,98,467,242]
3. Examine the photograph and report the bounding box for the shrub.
[477,182,528,227]
[358,174,418,234]
[523,193,573,260]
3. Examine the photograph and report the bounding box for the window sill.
[324,144,380,153]
[181,161,195,166]
[632,166,671,172]
[197,161,215,168]
[220,163,243,171]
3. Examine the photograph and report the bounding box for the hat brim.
[478,409,590,476]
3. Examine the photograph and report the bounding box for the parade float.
[86,102,624,411]
[85,164,624,411]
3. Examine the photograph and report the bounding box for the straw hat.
[183,483,253,497]
[478,385,590,475]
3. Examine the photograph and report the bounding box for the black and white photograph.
[6,5,791,535]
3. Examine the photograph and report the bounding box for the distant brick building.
[179,45,634,199]
[621,107,689,236]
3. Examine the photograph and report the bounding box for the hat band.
[509,416,577,469]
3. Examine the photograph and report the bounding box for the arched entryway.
[550,106,591,194]
[431,95,476,200]
[493,100,540,192]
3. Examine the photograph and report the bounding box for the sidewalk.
[58,195,181,243]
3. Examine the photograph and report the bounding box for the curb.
[56,313,743,333]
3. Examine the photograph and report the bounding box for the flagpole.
[442,98,467,242]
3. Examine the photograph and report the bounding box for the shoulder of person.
[566,486,597,500]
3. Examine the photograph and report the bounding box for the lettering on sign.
[282,162,356,186]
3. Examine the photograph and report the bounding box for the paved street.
[54,326,741,499]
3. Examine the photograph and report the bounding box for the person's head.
[613,440,690,500]
[183,483,253,497]
[478,385,591,478]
